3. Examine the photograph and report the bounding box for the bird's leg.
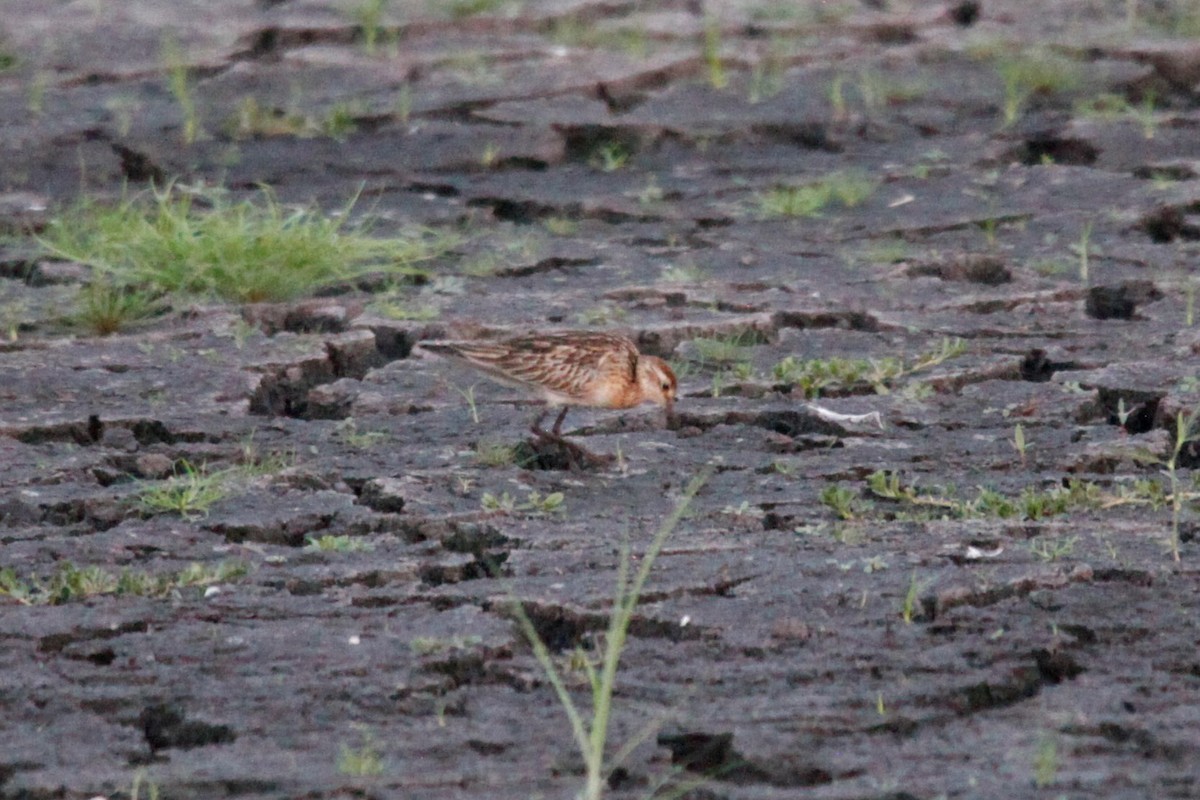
[550,407,569,436]
[530,409,550,436]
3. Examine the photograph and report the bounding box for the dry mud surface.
[3,1,1200,798]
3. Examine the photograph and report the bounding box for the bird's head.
[637,356,677,412]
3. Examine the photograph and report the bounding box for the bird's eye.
[662,382,671,391]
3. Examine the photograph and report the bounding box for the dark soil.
[2,1,1200,798]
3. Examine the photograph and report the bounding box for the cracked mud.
[2,1,1200,799]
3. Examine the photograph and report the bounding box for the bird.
[421,331,677,464]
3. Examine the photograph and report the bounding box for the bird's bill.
[664,400,678,430]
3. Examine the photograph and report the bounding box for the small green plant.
[506,470,709,800]
[864,471,1110,523]
[27,72,48,115]
[900,572,931,624]
[1028,535,1077,562]
[828,72,848,120]
[162,38,201,144]
[758,170,876,218]
[75,280,160,335]
[335,418,387,449]
[322,102,359,140]
[747,40,785,103]
[995,49,1082,126]
[395,83,413,122]
[772,338,966,399]
[590,142,630,172]
[474,438,517,468]
[687,331,762,366]
[0,560,248,606]
[369,295,439,321]
[306,534,374,552]
[129,768,160,800]
[1072,221,1093,284]
[447,0,508,18]
[575,303,627,326]
[702,14,727,89]
[135,460,231,519]
[1033,732,1058,788]
[338,731,385,777]
[410,634,482,655]
[1010,423,1029,467]
[659,261,707,283]
[480,142,500,168]
[452,383,481,424]
[482,490,564,514]
[1163,409,1200,561]
[821,485,865,520]
[352,0,389,54]
[1076,91,1159,139]
[543,216,579,236]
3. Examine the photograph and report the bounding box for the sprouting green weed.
[1033,733,1058,788]
[480,141,500,168]
[900,572,932,624]
[410,634,482,655]
[506,469,709,800]
[370,295,440,321]
[994,49,1082,126]
[864,471,1109,523]
[703,15,727,89]
[162,37,201,144]
[338,731,384,776]
[75,279,160,335]
[1028,535,1077,562]
[1072,221,1093,284]
[687,331,764,367]
[352,0,390,54]
[543,216,579,236]
[853,68,926,115]
[748,39,785,103]
[590,142,630,172]
[547,15,650,56]
[475,438,517,468]
[772,338,966,399]
[660,261,708,283]
[758,170,876,218]
[721,500,763,518]
[1010,423,1029,467]
[129,768,160,800]
[451,383,481,424]
[821,485,866,520]
[135,460,231,519]
[322,102,359,140]
[575,303,627,326]
[306,534,374,552]
[445,0,508,18]
[482,489,564,515]
[335,418,388,449]
[0,560,248,606]
[828,72,847,120]
[1163,408,1200,561]
[395,82,413,122]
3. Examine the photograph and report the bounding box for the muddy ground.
[2,1,1200,798]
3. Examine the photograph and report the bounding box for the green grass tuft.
[758,170,876,218]
[39,184,451,305]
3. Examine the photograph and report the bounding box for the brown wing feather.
[423,332,641,405]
